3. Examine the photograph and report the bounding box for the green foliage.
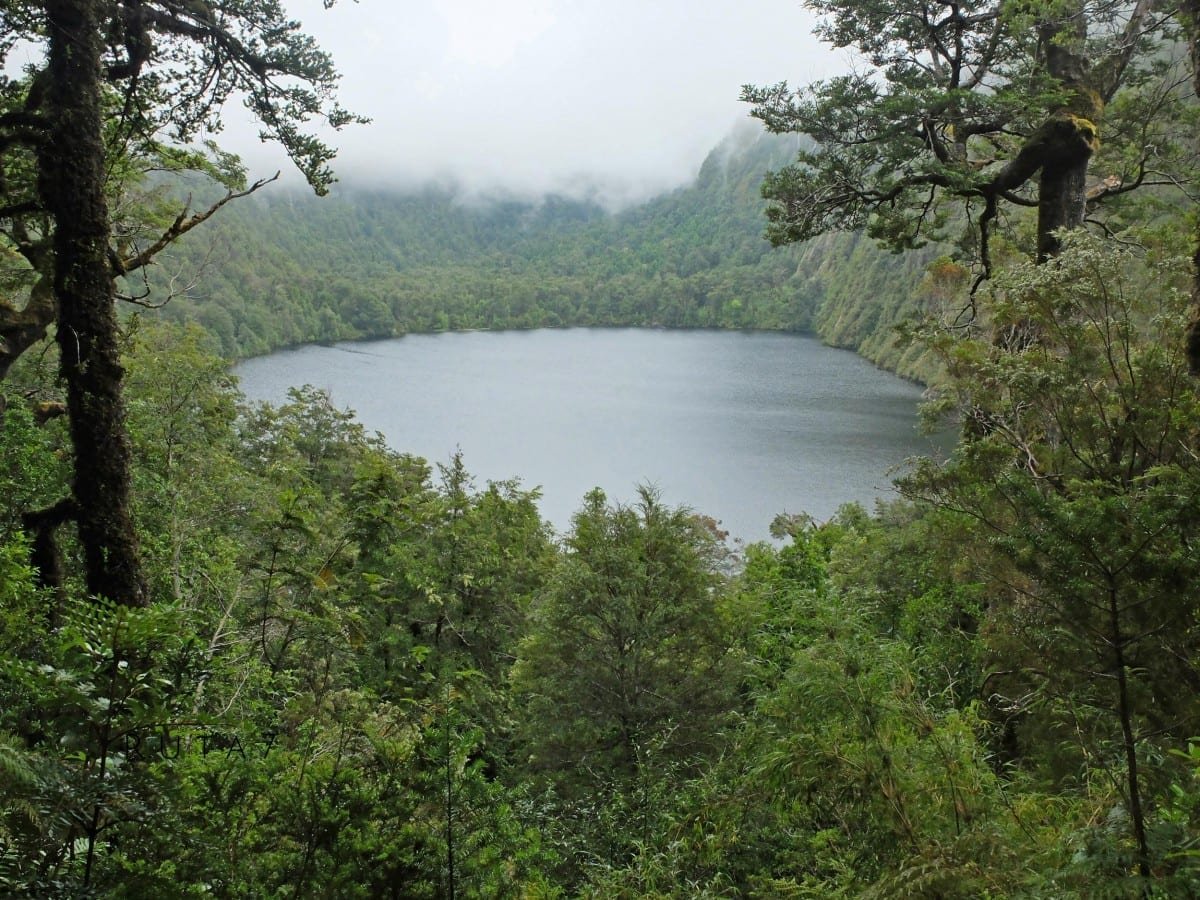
[0,324,564,895]
[513,487,741,884]
[125,321,247,606]
[903,234,1200,888]
[0,596,199,895]
[516,487,738,783]
[0,381,71,541]
[581,522,1056,898]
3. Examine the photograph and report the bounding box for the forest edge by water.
[145,129,945,384]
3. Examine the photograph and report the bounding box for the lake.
[235,328,942,542]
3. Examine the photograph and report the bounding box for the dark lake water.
[235,328,942,543]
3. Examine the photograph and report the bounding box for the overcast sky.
[227,1,846,203]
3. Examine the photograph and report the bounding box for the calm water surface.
[236,329,941,542]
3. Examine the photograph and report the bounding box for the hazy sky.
[228,1,846,202]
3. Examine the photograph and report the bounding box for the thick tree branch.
[21,496,76,601]
[1095,0,1162,102]
[0,201,41,221]
[0,274,56,381]
[0,128,47,153]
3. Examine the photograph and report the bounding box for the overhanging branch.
[116,171,279,274]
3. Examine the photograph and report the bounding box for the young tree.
[516,488,737,785]
[513,488,741,880]
[0,1,361,604]
[741,0,1189,275]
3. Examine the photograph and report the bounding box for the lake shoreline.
[233,322,932,388]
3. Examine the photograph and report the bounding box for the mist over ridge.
[216,0,842,206]
[284,119,792,213]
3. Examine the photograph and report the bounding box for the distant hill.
[148,128,936,379]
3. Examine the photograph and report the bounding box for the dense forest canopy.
[2,0,1200,897]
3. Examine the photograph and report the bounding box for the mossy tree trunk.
[38,0,146,607]
[1182,0,1200,373]
[1035,11,1099,261]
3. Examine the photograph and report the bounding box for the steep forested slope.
[149,129,933,377]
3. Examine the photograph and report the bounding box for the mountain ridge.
[149,128,935,380]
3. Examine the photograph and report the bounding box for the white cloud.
[435,0,559,68]
[227,0,845,202]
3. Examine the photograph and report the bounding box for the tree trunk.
[1037,147,1091,261]
[1182,0,1200,373]
[38,0,146,606]
[1036,10,1098,262]
[1189,240,1200,374]
[1107,582,1151,881]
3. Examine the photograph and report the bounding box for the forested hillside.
[150,129,936,378]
